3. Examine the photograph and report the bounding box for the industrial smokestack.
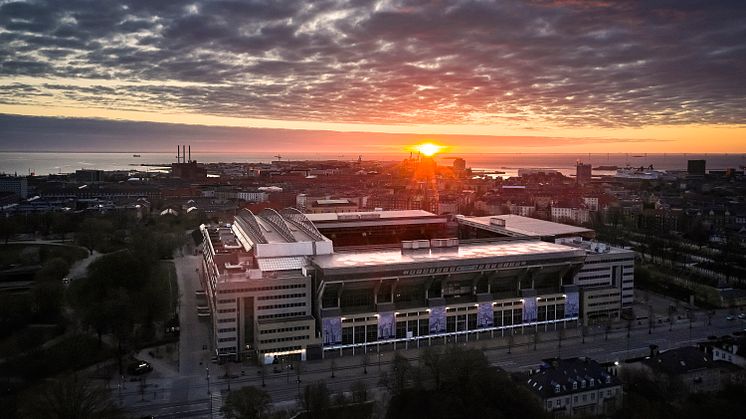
[189,145,191,162]
[177,145,180,163]
[182,145,186,164]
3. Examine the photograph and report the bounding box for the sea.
[1,151,744,179]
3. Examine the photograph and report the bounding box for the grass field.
[0,243,88,268]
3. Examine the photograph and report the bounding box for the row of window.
[217,299,235,304]
[337,308,576,345]
[394,311,430,318]
[578,266,612,273]
[584,258,634,265]
[218,308,236,313]
[219,283,306,294]
[577,273,616,281]
[587,293,619,300]
[260,325,311,335]
[259,335,310,345]
[218,317,236,323]
[218,337,237,342]
[258,345,301,354]
[257,293,306,301]
[493,301,522,308]
[538,296,566,303]
[342,316,378,323]
[257,310,306,320]
[257,302,306,311]
[588,301,620,308]
[576,281,614,288]
[218,327,236,333]
[446,306,475,313]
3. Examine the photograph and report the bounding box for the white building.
[200,208,333,363]
[510,204,536,217]
[582,197,599,212]
[711,337,746,367]
[236,191,269,202]
[0,176,28,199]
[551,206,590,225]
[557,238,635,324]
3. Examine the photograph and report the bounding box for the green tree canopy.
[222,386,272,419]
[18,375,125,419]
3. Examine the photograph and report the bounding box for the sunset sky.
[1,0,745,153]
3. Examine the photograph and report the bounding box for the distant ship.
[615,165,664,180]
[133,154,141,157]
[593,165,618,171]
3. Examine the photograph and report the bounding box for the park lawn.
[296,401,375,419]
[0,324,65,359]
[0,243,88,268]
[0,333,114,382]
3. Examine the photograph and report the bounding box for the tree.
[303,382,331,419]
[50,212,76,240]
[222,386,271,419]
[18,375,125,419]
[381,353,412,396]
[76,218,113,255]
[386,347,549,419]
[419,348,443,390]
[351,380,368,403]
[0,214,20,243]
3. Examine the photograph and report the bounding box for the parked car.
[726,315,735,321]
[737,313,746,320]
[127,360,153,375]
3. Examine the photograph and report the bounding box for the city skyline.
[1,1,745,153]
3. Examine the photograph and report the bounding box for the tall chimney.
[182,145,186,164]
[177,145,180,163]
[189,145,191,162]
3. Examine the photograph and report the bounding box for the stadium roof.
[457,214,594,239]
[311,240,585,272]
[306,210,440,222]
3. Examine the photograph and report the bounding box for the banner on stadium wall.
[522,297,537,323]
[378,311,395,339]
[429,306,446,334]
[322,317,342,345]
[477,302,494,328]
[565,291,580,318]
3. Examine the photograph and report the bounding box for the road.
[122,254,223,418]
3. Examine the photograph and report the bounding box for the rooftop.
[458,214,594,238]
[643,347,716,375]
[233,208,328,247]
[523,357,620,399]
[306,209,441,222]
[555,237,635,256]
[312,239,585,272]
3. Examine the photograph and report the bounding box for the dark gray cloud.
[1,0,745,127]
[0,113,665,152]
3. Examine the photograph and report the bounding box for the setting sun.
[416,142,443,157]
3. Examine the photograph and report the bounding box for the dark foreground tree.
[386,346,548,419]
[303,382,331,419]
[18,375,125,419]
[222,386,271,419]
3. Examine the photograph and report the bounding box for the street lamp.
[206,367,210,395]
[206,366,212,419]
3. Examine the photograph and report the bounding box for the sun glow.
[415,142,443,156]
